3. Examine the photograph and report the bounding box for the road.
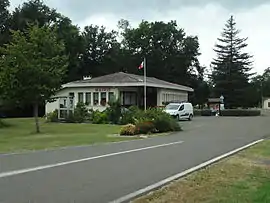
[0,116,270,203]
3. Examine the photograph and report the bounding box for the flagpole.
[144,57,147,112]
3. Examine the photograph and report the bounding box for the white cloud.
[77,3,270,74]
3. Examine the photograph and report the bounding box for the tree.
[0,25,68,133]
[0,0,10,46]
[211,16,254,108]
[121,20,201,86]
[54,17,84,82]
[10,0,83,82]
[10,0,59,31]
[80,25,120,77]
[248,68,270,107]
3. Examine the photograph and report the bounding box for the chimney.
[83,75,92,80]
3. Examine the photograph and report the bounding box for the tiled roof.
[64,72,193,92]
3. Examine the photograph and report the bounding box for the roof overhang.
[62,82,194,92]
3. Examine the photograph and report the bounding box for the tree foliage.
[121,20,201,85]
[0,25,68,132]
[211,16,254,108]
[80,25,120,77]
[0,0,210,119]
[0,0,10,46]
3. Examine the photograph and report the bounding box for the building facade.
[263,97,270,109]
[45,72,193,115]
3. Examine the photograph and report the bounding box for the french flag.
[138,61,144,69]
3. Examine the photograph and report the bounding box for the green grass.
[134,140,270,203]
[0,118,140,153]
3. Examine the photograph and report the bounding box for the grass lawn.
[0,118,140,153]
[134,140,270,203]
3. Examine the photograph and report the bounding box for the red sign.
[95,88,111,92]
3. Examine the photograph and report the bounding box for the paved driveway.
[0,116,270,203]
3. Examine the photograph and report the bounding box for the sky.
[9,0,270,74]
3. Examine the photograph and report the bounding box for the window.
[165,104,180,110]
[122,92,137,106]
[100,92,107,106]
[179,105,184,111]
[78,92,84,103]
[85,92,91,105]
[162,94,165,102]
[109,92,114,102]
[68,92,74,108]
[268,102,270,108]
[69,92,74,98]
[93,92,99,105]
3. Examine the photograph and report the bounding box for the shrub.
[107,99,122,124]
[46,109,58,122]
[135,121,156,134]
[220,109,261,117]
[145,108,165,120]
[170,120,182,131]
[120,110,134,125]
[153,114,182,133]
[120,106,144,125]
[92,110,109,124]
[120,124,137,136]
[73,102,90,123]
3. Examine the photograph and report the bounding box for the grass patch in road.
[134,140,270,203]
[0,118,142,153]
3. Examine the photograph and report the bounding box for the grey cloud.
[53,0,270,21]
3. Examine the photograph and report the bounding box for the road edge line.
[110,139,264,203]
[0,141,184,178]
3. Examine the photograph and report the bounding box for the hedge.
[220,109,261,117]
[194,109,214,116]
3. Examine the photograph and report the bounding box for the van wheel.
[188,114,193,121]
[176,115,180,121]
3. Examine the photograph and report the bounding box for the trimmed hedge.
[193,109,202,116]
[220,109,261,117]
[194,109,213,116]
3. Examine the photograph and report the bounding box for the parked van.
[164,102,194,121]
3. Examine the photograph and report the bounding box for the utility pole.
[261,79,264,109]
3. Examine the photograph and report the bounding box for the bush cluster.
[46,110,58,122]
[46,102,91,123]
[46,101,181,135]
[120,107,181,135]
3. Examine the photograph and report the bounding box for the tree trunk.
[33,103,40,133]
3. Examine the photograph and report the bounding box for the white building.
[263,97,270,109]
[45,72,193,116]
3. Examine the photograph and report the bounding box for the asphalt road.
[1,116,270,203]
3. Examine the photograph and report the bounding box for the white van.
[164,102,194,121]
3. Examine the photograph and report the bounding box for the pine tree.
[211,16,253,108]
